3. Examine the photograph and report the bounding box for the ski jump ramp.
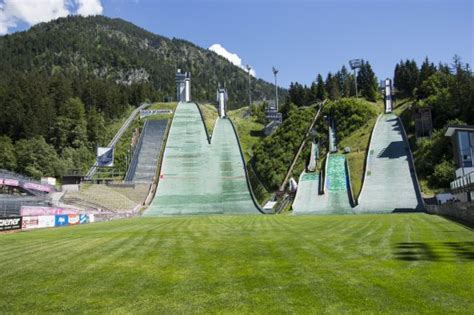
[293,114,422,214]
[356,114,423,213]
[145,102,261,216]
[293,154,353,215]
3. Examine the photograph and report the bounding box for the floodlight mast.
[246,64,252,106]
[272,66,279,111]
[349,59,362,98]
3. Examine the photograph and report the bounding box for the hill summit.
[0,15,279,107]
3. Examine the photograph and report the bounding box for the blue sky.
[1,0,473,87]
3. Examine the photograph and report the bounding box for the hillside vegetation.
[394,57,473,193]
[252,107,320,190]
[0,15,280,107]
[335,99,382,197]
[0,15,282,178]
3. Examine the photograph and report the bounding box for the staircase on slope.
[125,120,168,184]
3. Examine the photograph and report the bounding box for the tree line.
[284,60,379,108]
[396,56,473,189]
[0,69,157,178]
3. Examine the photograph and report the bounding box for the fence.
[426,202,474,225]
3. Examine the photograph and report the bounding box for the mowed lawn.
[0,214,473,314]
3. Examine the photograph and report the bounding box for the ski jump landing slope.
[292,172,320,214]
[293,154,353,214]
[356,114,423,213]
[145,102,261,216]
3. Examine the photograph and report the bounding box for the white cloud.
[209,43,256,77]
[0,0,103,35]
[76,0,103,16]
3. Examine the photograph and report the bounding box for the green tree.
[86,107,107,149]
[0,135,17,170]
[394,59,419,96]
[325,73,340,100]
[15,137,64,178]
[280,101,297,120]
[357,60,378,101]
[418,57,437,88]
[315,74,327,101]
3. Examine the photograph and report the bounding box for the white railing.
[450,171,474,191]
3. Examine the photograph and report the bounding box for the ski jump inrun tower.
[216,84,228,118]
[383,78,393,113]
[176,69,191,102]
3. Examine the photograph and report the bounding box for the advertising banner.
[68,214,80,225]
[0,216,22,231]
[0,179,3,185]
[55,215,69,227]
[38,216,55,228]
[23,182,52,193]
[79,214,89,224]
[21,206,79,216]
[22,216,39,230]
[3,178,19,187]
[97,147,114,167]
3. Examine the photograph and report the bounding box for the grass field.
[1,214,472,313]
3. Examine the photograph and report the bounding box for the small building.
[445,125,474,201]
[413,107,433,139]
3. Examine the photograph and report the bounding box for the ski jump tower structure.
[383,78,393,113]
[216,85,228,118]
[176,70,191,102]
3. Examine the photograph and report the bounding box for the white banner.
[22,216,39,230]
[38,216,55,228]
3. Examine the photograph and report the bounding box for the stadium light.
[349,59,362,98]
[246,64,252,106]
[272,66,279,110]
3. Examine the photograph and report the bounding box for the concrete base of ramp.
[356,114,422,213]
[145,102,260,216]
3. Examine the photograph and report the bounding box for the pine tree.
[315,74,327,101]
[357,60,378,102]
[339,65,352,97]
[325,73,341,100]
[419,57,437,85]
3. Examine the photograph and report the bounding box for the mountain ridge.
[0,15,283,107]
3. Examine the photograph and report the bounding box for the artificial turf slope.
[0,214,473,313]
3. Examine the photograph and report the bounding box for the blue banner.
[55,215,69,227]
[97,147,114,167]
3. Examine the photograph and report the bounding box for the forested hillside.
[0,15,281,178]
[394,56,474,192]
